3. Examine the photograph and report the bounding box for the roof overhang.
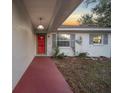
[57,27,111,33]
[22,0,84,32]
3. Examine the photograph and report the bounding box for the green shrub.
[78,52,88,58]
[57,53,65,59]
[53,47,59,58]
[53,47,65,59]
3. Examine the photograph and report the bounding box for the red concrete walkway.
[13,57,73,93]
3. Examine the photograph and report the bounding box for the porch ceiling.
[23,0,83,31]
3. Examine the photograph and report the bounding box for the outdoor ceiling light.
[37,17,44,30]
[37,24,44,30]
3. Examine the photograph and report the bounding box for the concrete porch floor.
[13,57,73,93]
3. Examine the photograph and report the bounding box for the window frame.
[57,34,71,47]
[90,34,104,45]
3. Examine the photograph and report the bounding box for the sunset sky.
[62,1,97,26]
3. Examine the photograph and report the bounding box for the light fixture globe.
[37,17,44,30]
[37,24,44,30]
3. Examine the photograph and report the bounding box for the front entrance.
[37,34,46,54]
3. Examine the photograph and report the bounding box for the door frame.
[36,33,47,55]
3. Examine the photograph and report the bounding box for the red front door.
[37,35,45,54]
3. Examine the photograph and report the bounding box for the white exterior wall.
[75,33,111,57]
[12,0,36,89]
[47,32,111,57]
[59,47,73,56]
[47,32,74,56]
[47,33,53,56]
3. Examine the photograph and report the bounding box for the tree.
[78,0,111,27]
[92,0,111,27]
[78,14,94,25]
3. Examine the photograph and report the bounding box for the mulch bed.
[53,57,111,93]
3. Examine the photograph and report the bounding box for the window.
[57,34,71,47]
[52,34,73,48]
[92,35,102,44]
[90,34,108,45]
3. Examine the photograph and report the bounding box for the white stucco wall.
[47,32,74,56]
[47,33,53,56]
[75,33,111,57]
[47,32,111,57]
[59,47,74,56]
[12,0,36,89]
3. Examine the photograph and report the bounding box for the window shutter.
[103,34,108,44]
[52,34,57,48]
[89,34,93,44]
[70,34,75,47]
[70,34,75,53]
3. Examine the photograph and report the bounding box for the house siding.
[75,33,111,57]
[47,33,53,56]
[47,32,111,57]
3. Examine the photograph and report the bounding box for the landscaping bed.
[53,57,111,93]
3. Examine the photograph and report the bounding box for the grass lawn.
[53,57,111,93]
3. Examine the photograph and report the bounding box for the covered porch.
[13,0,83,91]
[13,57,73,93]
